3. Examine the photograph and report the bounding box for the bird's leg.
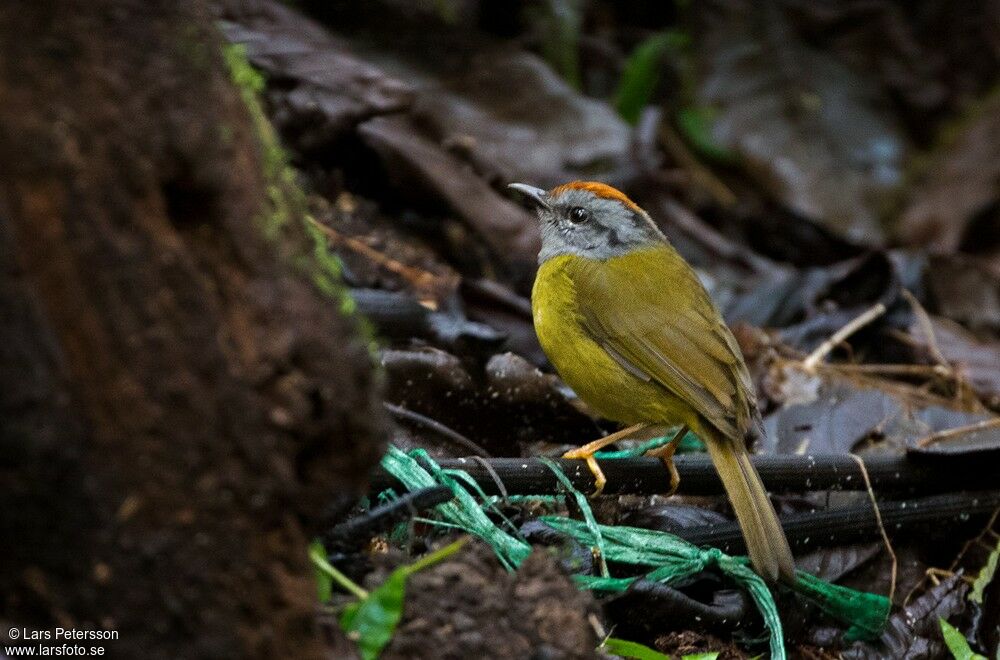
[645,425,688,495]
[563,422,652,496]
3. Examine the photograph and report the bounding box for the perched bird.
[510,180,794,583]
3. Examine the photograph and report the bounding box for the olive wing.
[568,248,758,439]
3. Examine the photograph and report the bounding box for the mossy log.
[0,1,383,657]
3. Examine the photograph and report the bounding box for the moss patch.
[221,42,374,346]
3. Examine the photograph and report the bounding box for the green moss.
[221,42,375,349]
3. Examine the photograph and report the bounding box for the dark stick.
[370,453,999,496]
[383,402,492,457]
[663,490,1000,555]
[322,485,454,550]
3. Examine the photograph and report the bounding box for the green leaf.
[676,106,736,164]
[683,655,721,660]
[970,536,1000,604]
[602,637,670,660]
[615,31,689,125]
[340,538,467,660]
[939,618,987,660]
[341,569,408,660]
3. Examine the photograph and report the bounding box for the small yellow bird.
[510,180,794,583]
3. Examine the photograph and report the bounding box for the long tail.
[702,429,795,583]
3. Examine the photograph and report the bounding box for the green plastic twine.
[793,571,889,641]
[541,517,785,660]
[594,429,704,459]
[539,457,610,577]
[380,447,531,569]
[378,446,889,657]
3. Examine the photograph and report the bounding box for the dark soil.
[0,1,383,657]
[380,543,599,659]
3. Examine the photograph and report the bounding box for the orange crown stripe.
[550,181,643,215]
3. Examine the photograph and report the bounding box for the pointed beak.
[508,183,551,211]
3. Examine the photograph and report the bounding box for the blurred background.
[222,0,1000,342]
[2,0,999,657]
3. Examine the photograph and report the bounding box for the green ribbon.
[378,446,890,659]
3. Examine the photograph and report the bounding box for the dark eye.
[568,207,590,223]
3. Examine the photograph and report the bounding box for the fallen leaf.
[690,1,907,245]
[358,115,540,284]
[412,50,635,188]
[926,256,1000,334]
[911,316,1000,407]
[218,1,413,152]
[843,573,969,659]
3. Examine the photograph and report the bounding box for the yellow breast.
[531,254,691,426]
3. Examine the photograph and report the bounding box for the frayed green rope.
[793,571,889,641]
[594,429,703,458]
[542,517,784,658]
[381,447,531,569]
[539,457,609,577]
[378,446,889,658]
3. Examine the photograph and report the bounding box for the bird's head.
[509,181,665,263]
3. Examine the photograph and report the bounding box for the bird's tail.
[702,428,795,583]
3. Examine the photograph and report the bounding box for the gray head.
[509,181,665,263]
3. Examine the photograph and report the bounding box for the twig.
[801,303,887,373]
[904,506,1000,606]
[461,278,533,318]
[323,485,454,550]
[850,454,897,604]
[823,363,950,376]
[383,402,491,457]
[307,216,443,297]
[915,417,1000,449]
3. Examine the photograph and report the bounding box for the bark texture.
[0,1,383,657]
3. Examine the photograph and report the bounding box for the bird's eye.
[568,207,590,224]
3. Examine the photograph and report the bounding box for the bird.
[509,180,794,583]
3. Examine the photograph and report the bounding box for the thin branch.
[801,303,887,373]
[915,417,1000,448]
[307,215,444,298]
[850,454,897,604]
[383,402,491,457]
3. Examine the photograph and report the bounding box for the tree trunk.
[0,1,383,657]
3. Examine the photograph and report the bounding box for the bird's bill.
[508,183,551,210]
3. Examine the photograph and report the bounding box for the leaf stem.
[310,544,369,600]
[403,537,468,576]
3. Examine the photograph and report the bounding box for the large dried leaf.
[795,543,881,584]
[910,316,1000,407]
[357,115,540,281]
[926,256,1000,334]
[381,348,599,453]
[691,1,906,245]
[218,1,413,151]
[412,51,635,188]
[843,574,969,659]
[762,375,995,455]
